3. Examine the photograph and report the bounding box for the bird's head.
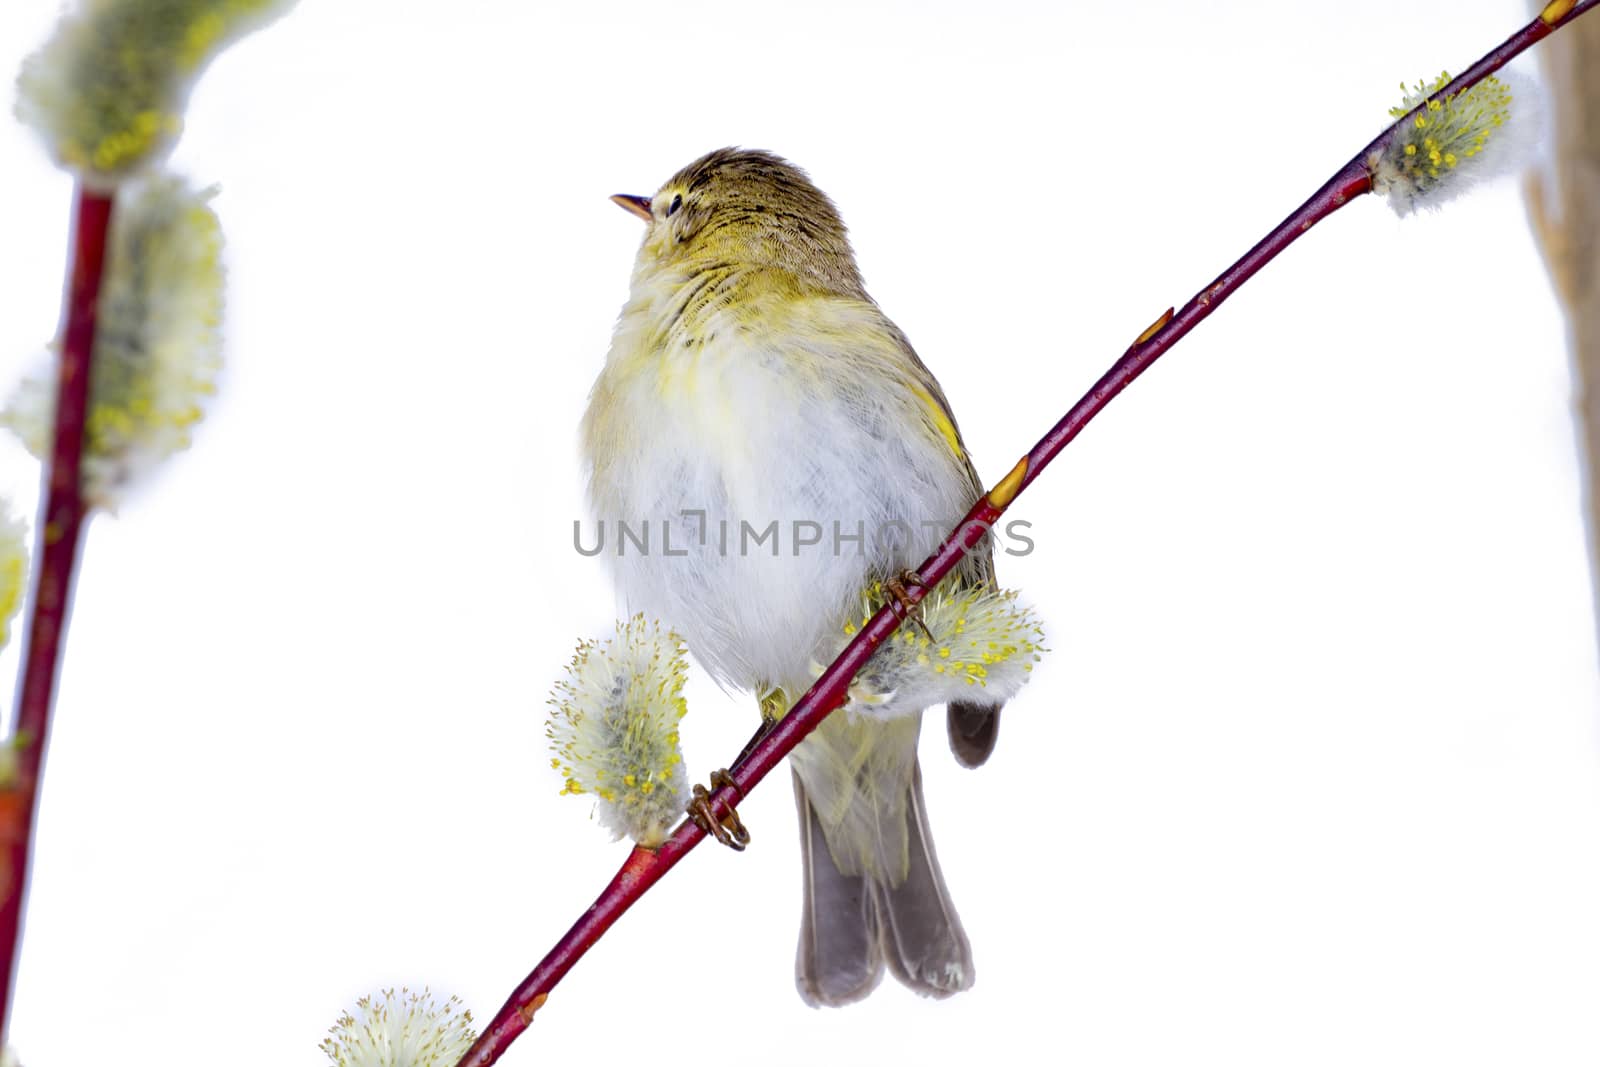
[611,147,863,293]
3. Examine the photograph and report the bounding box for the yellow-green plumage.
[583,148,1002,1005]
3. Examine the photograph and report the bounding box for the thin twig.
[457,3,1597,1063]
[0,186,115,1043]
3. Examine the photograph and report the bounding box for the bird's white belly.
[589,330,964,694]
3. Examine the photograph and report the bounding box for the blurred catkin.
[0,505,26,652]
[15,0,295,184]
[2,175,225,509]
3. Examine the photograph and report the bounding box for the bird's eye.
[666,194,683,217]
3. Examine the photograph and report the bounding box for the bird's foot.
[884,569,935,641]
[687,769,750,851]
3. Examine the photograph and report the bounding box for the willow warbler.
[583,148,1002,1006]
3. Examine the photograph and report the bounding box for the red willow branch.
[458,2,1596,1063]
[0,186,114,1043]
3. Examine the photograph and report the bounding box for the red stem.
[0,186,114,1043]
[458,3,1596,1063]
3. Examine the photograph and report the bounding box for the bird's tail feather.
[794,769,883,1007]
[793,762,973,1007]
[876,761,973,996]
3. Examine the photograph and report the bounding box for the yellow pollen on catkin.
[0,510,26,652]
[16,0,299,183]
[1374,70,1519,212]
[3,175,226,510]
[826,581,1047,719]
[546,616,691,847]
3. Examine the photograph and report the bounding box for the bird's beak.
[611,194,653,222]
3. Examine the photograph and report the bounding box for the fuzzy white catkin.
[0,504,27,652]
[1370,69,1546,216]
[15,0,297,185]
[547,616,692,847]
[817,582,1046,720]
[1,174,224,510]
[320,988,476,1067]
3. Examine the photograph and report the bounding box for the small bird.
[582,148,1002,1006]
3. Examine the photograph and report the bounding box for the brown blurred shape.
[1526,4,1600,639]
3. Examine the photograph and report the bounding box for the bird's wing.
[878,316,993,587]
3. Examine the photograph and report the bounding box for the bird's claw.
[688,769,750,851]
[884,569,935,641]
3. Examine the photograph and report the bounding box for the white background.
[1,1,1597,1064]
